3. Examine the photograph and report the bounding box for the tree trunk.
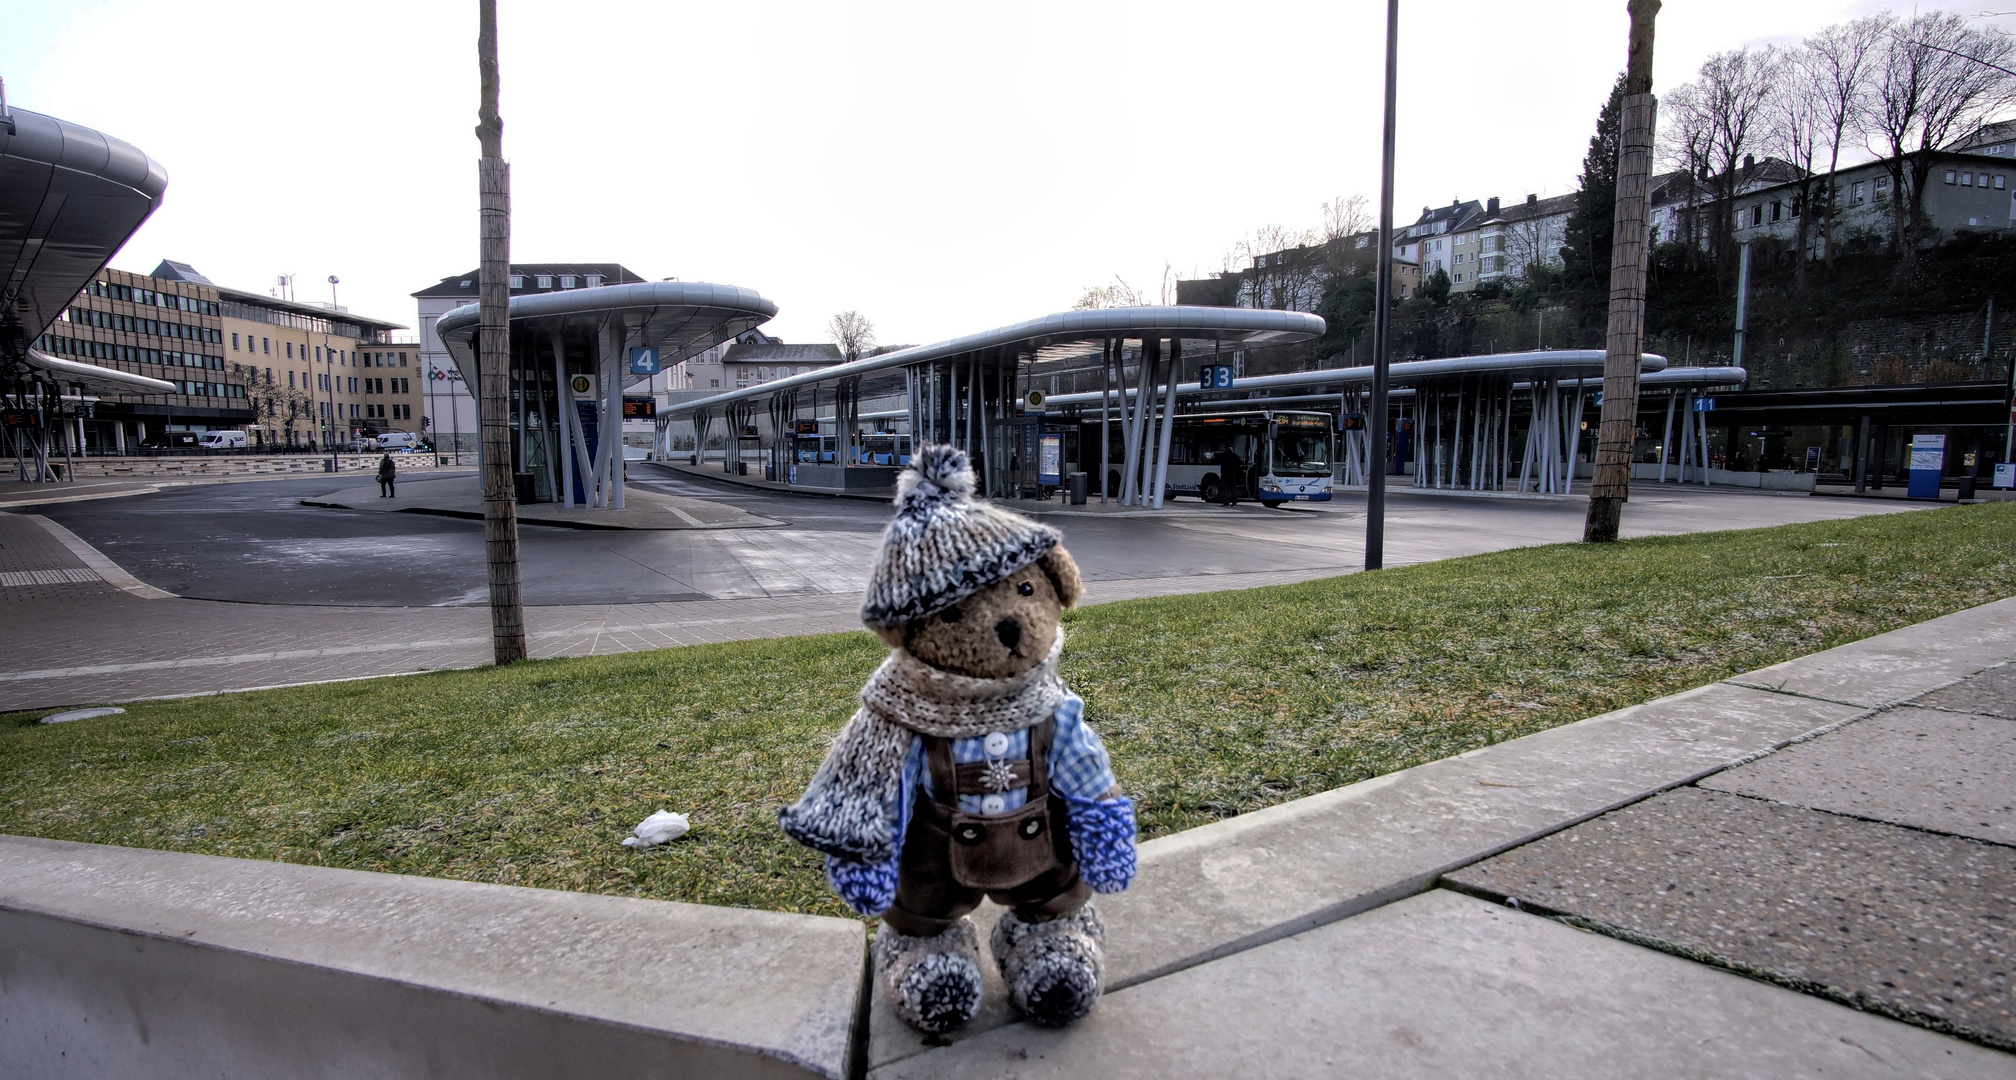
[477,0,527,664]
[1585,0,1659,543]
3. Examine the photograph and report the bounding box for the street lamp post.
[1366,0,1399,571]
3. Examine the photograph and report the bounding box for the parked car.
[195,430,247,450]
[373,431,421,451]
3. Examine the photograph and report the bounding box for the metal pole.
[1732,240,1752,370]
[1100,338,1112,503]
[1855,413,1871,493]
[1366,0,1398,569]
[1152,338,1179,509]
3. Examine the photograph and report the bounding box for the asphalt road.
[38,465,1922,610]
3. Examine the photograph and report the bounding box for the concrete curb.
[0,836,865,1079]
[23,514,177,599]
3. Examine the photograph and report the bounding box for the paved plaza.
[2,467,1920,712]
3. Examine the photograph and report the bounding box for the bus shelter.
[661,306,1326,506]
[435,282,776,509]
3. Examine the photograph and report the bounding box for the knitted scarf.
[778,630,1067,863]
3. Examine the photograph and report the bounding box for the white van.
[374,431,420,451]
[195,430,247,450]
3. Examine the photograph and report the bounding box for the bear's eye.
[1017,582,1034,596]
[940,607,963,623]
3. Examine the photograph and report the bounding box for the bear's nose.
[995,618,1022,651]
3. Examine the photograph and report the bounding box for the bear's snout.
[995,618,1022,652]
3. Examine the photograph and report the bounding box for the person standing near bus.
[1211,447,1242,507]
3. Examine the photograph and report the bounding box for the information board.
[1039,433,1062,485]
[1907,433,1946,499]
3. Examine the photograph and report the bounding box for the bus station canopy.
[1,105,169,385]
[433,280,778,390]
[661,306,1327,420]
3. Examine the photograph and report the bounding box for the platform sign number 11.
[1199,364,1235,389]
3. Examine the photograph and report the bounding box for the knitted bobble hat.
[860,444,1061,628]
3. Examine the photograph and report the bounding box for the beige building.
[154,262,415,449]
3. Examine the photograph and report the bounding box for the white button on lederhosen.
[982,731,1010,757]
[980,794,1006,815]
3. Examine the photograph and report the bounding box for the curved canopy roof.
[1,105,168,384]
[435,281,777,390]
[664,306,1326,418]
[1040,348,1675,409]
[25,347,176,395]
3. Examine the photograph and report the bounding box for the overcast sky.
[5,1,2009,347]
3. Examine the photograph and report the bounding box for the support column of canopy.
[1100,338,1114,503]
[1151,338,1180,509]
[550,330,591,506]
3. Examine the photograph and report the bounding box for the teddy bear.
[780,444,1137,1034]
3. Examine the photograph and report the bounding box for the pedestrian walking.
[377,453,397,498]
[1211,448,1242,507]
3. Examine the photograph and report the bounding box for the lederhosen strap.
[923,719,1052,808]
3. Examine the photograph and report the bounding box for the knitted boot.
[990,901,1105,1027]
[875,918,985,1033]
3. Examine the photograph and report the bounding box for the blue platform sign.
[629,347,660,375]
[1199,365,1235,389]
[1907,433,1946,499]
[1693,397,1716,412]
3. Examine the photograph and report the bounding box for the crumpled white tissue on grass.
[622,810,691,848]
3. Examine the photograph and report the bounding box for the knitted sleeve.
[822,739,920,915]
[1049,696,1136,893]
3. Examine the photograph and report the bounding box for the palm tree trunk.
[476,0,526,663]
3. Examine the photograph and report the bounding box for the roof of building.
[1948,118,2016,151]
[1402,200,1486,239]
[724,342,842,364]
[410,263,646,299]
[1487,192,1578,225]
[150,259,213,285]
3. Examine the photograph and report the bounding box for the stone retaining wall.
[65,455,466,479]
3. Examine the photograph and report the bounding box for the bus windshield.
[1271,427,1332,476]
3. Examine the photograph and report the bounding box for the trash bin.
[765,462,776,481]
[736,461,748,476]
[1957,475,1976,500]
[514,473,537,504]
[1068,471,1088,505]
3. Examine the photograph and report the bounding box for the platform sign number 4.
[1199,365,1235,390]
[629,347,660,376]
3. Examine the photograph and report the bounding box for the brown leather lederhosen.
[881,716,1090,937]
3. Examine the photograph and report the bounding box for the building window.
[400,352,408,366]
[1850,181,1866,205]
[1962,172,1974,186]
[586,274,603,287]
[286,342,294,358]
[535,275,552,288]
[1943,170,1957,185]
[509,275,524,288]
[1770,201,1782,222]
[560,275,576,288]
[231,332,240,350]
[1997,175,2008,190]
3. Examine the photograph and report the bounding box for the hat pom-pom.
[898,444,975,499]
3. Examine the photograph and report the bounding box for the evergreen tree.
[1558,73,1627,313]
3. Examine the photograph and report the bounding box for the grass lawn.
[4,502,2012,919]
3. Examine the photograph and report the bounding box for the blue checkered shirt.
[897,695,1114,825]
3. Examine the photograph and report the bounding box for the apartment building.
[412,262,647,453]
[1728,150,2013,256]
[1474,193,1577,289]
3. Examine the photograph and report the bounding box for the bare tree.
[1236,223,1323,311]
[1767,50,1828,287]
[1500,212,1565,279]
[1680,46,1786,281]
[1804,15,1887,267]
[1321,194,1372,242]
[1071,278,1145,310]
[828,310,875,362]
[475,0,526,664]
[1656,81,1716,259]
[1865,11,2016,259]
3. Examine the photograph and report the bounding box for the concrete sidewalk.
[874,598,2016,1078]
[301,474,783,531]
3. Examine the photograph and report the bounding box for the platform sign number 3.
[1199,364,1235,390]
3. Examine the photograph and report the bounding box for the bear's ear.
[1040,547,1083,609]
[869,623,907,649]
